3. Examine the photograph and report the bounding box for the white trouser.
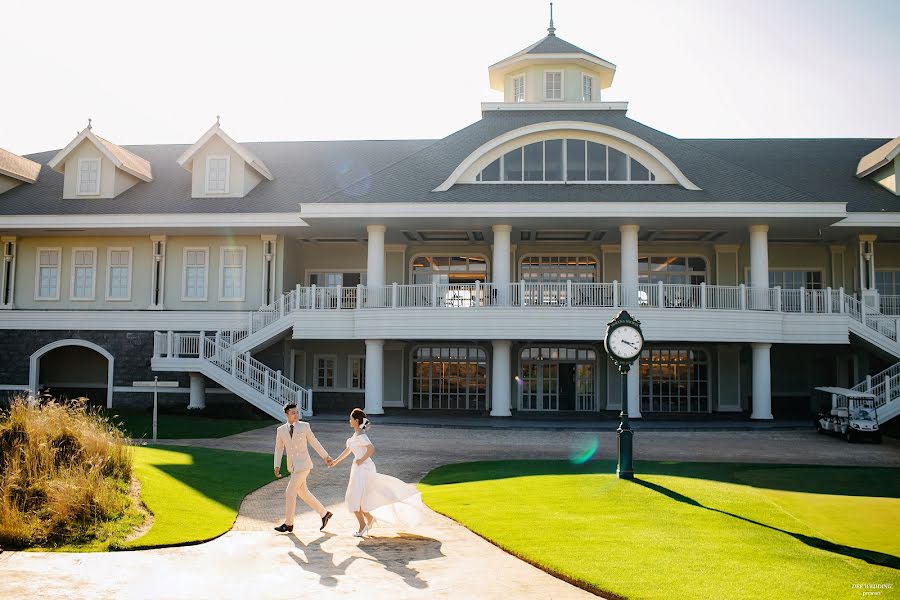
[284,468,325,526]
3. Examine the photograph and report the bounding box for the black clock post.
[603,310,644,480]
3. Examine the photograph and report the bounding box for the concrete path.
[2,422,898,600]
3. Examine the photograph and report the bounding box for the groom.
[273,403,333,533]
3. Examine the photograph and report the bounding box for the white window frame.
[205,155,230,194]
[543,70,564,101]
[348,355,366,390]
[76,158,101,196]
[742,267,825,289]
[105,247,133,301]
[69,247,97,301]
[304,269,368,287]
[219,246,247,302]
[512,74,526,103]
[182,247,210,302]
[581,73,595,102]
[314,354,337,390]
[34,247,61,301]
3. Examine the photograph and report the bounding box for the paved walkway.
[2,422,898,600]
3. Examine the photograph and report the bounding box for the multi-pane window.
[315,356,336,389]
[768,270,823,290]
[183,248,208,300]
[107,248,131,300]
[220,247,245,300]
[36,248,60,300]
[520,256,598,283]
[350,356,366,390]
[876,270,900,295]
[513,75,525,102]
[412,347,487,410]
[582,74,594,102]
[78,159,100,195]
[71,248,96,300]
[476,139,656,182]
[544,71,562,100]
[639,256,707,285]
[640,348,709,413]
[206,156,229,193]
[308,272,366,287]
[411,256,488,284]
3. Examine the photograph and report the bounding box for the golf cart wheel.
[845,430,854,443]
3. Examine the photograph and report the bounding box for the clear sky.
[2,0,898,155]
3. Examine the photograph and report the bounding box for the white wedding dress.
[344,432,424,527]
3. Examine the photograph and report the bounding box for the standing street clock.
[604,310,644,479]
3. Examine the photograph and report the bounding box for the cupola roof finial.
[547,2,556,36]
[87,117,92,130]
[216,115,221,126]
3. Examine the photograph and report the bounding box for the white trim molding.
[29,339,114,409]
[0,213,306,230]
[482,101,628,112]
[433,121,702,191]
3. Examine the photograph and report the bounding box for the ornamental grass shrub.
[0,397,134,549]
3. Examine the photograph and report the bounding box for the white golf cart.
[814,387,882,443]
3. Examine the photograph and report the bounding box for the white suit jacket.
[274,421,328,473]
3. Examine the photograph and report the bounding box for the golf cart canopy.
[814,387,876,399]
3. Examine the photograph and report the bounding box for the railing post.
[357,283,363,309]
[519,280,526,307]
[263,369,270,399]
[432,282,438,308]
[474,280,481,308]
[276,370,282,402]
[657,281,664,308]
[839,287,845,313]
[279,294,285,317]
[739,284,746,310]
[310,284,317,309]
[566,280,573,307]
[336,285,343,310]
[248,312,254,335]
[825,287,833,313]
[866,374,873,392]
[295,389,302,410]
[295,284,301,310]
[244,352,251,378]
[612,280,619,308]
[153,333,161,358]
[167,330,174,358]
[231,353,237,375]
[775,286,782,312]
[799,287,806,313]
[700,282,707,309]
[391,282,398,308]
[199,331,206,359]
[861,298,867,325]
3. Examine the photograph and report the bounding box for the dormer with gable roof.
[0,148,41,194]
[488,5,616,106]
[177,118,273,199]
[47,121,152,199]
[857,136,899,195]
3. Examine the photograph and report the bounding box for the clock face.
[607,325,643,361]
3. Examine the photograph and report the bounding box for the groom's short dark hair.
[284,403,297,413]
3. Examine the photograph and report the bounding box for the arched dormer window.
[434,122,701,191]
[475,138,655,183]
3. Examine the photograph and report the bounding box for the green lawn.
[419,460,900,600]
[122,445,273,549]
[106,411,274,440]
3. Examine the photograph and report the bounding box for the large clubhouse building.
[1,22,899,423]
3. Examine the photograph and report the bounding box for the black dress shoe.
[274,524,293,533]
[320,511,333,531]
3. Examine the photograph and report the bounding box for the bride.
[328,408,424,537]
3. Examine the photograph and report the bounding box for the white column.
[491,340,512,417]
[749,225,769,310]
[492,225,512,305]
[619,224,639,306]
[750,343,773,420]
[364,339,384,415]
[627,367,641,418]
[366,225,386,288]
[1,236,16,309]
[149,235,167,310]
[188,373,206,410]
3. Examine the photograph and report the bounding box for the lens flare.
[569,435,599,465]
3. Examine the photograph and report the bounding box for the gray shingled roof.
[1,140,435,215]
[1,113,896,216]
[684,138,895,212]
[494,33,606,64]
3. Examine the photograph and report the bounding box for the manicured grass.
[419,460,900,600]
[106,411,274,440]
[122,445,273,549]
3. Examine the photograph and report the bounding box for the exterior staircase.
[848,360,900,424]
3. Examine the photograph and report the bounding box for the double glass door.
[521,348,596,411]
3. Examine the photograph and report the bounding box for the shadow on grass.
[421,459,900,499]
[632,477,900,571]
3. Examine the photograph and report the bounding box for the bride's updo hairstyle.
[350,408,370,431]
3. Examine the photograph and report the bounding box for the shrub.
[0,397,135,549]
